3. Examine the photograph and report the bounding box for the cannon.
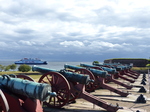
[114,64,139,78]
[113,65,138,79]
[102,63,140,78]
[119,64,140,78]
[64,64,129,97]
[93,63,136,83]
[64,64,110,77]
[79,63,133,89]
[80,63,116,74]
[0,74,56,112]
[32,66,123,112]
[32,66,91,85]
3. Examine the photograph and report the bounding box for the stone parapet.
[104,58,149,67]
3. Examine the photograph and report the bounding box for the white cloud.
[122,43,132,46]
[19,40,36,46]
[0,0,150,61]
[0,42,7,47]
[139,45,150,48]
[60,41,84,47]
[88,41,121,48]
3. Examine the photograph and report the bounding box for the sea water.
[0,61,93,71]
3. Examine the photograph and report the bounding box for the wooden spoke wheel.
[17,75,34,81]
[74,68,96,92]
[0,89,9,112]
[38,72,71,108]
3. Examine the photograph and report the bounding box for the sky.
[0,0,150,62]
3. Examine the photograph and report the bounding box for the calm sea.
[0,61,93,71]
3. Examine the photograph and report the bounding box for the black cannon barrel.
[80,63,116,74]
[65,64,110,78]
[93,63,122,73]
[64,64,82,70]
[80,63,94,68]
[103,63,132,70]
[98,63,122,71]
[32,66,91,85]
[112,66,122,71]
[59,70,91,84]
[101,67,116,74]
[88,68,110,78]
[0,75,56,101]
[32,65,58,73]
[93,63,104,66]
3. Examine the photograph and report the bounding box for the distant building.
[104,58,149,67]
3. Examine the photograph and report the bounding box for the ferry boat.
[14,58,48,65]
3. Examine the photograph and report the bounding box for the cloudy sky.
[0,0,150,62]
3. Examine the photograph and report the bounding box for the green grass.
[131,67,149,71]
[28,75,42,82]
[0,71,42,82]
[0,71,23,75]
[105,58,149,60]
[0,71,37,75]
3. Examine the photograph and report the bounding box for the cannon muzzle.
[0,75,56,101]
[32,66,91,85]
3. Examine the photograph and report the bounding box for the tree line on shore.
[0,64,31,72]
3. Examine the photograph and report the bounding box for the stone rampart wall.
[104,59,148,67]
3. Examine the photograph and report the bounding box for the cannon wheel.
[0,89,9,112]
[17,74,35,81]
[38,72,71,108]
[74,68,96,92]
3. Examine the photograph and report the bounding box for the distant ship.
[14,58,48,65]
